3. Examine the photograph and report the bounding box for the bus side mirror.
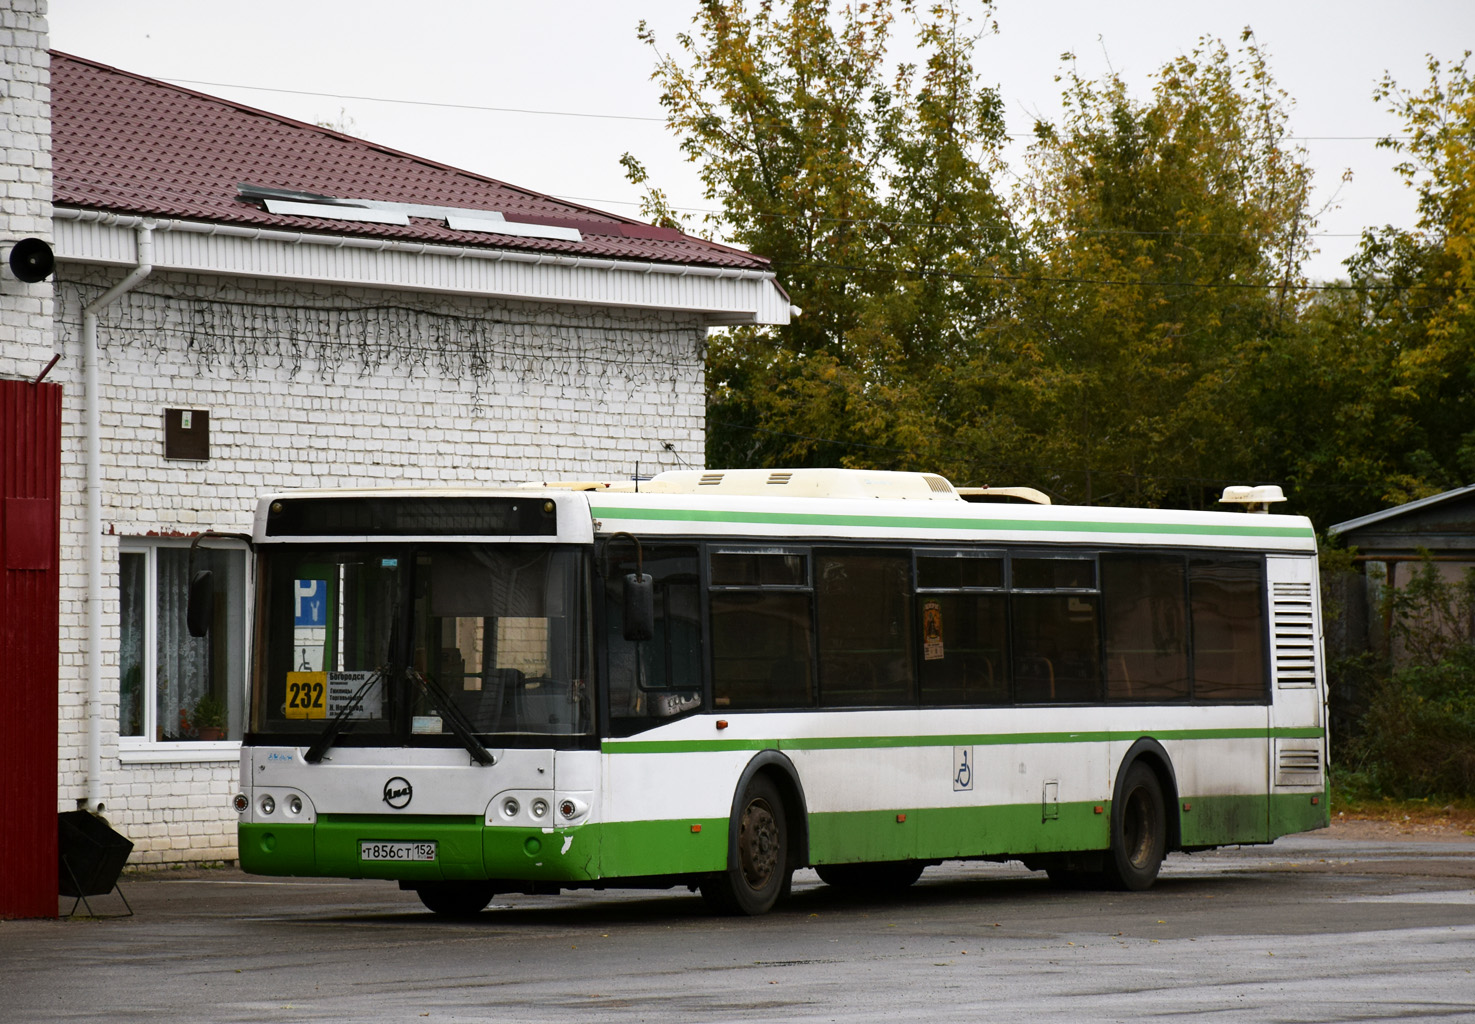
[187,570,215,638]
[623,573,654,642]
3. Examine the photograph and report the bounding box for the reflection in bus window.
[253,544,589,738]
[417,546,588,736]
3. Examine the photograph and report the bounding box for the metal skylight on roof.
[238,184,582,242]
[263,199,409,225]
[444,215,580,242]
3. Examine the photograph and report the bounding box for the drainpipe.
[82,221,153,813]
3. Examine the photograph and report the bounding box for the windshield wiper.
[406,667,495,766]
[303,666,386,764]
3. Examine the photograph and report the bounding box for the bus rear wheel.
[701,775,790,915]
[415,880,497,918]
[1104,763,1167,891]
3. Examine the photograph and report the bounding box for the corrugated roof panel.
[51,51,768,272]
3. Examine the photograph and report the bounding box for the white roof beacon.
[1219,484,1287,514]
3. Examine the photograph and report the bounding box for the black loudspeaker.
[9,237,55,282]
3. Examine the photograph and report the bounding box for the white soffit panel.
[52,211,792,326]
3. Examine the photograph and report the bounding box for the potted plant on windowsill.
[192,694,227,741]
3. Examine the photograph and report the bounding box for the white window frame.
[117,538,251,765]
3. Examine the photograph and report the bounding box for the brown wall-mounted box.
[163,408,209,460]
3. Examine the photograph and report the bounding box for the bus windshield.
[250,543,591,743]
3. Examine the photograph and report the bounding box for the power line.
[556,193,1400,241]
[762,255,1414,293]
[167,76,1413,142]
[165,78,669,123]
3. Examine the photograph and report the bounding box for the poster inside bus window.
[284,670,384,719]
[294,578,328,672]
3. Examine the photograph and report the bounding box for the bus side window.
[1012,594,1100,703]
[604,546,702,727]
[916,553,1008,706]
[1011,557,1101,704]
[816,550,915,707]
[1102,555,1190,702]
[709,550,815,710]
[1189,557,1268,702]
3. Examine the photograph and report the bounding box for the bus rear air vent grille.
[699,473,724,486]
[1275,742,1323,787]
[923,474,954,494]
[1271,581,1317,689]
[767,472,793,486]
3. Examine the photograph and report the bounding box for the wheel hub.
[738,798,779,889]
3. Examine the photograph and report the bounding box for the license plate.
[359,840,436,862]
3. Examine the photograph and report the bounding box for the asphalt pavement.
[4,830,1474,1023]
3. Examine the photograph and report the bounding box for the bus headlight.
[259,794,276,816]
[559,797,588,820]
[233,794,248,813]
[531,798,548,819]
[502,797,520,819]
[287,794,303,816]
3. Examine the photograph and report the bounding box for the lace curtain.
[157,548,214,739]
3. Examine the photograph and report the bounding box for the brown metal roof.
[50,52,767,271]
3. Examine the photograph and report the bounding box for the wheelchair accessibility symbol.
[953,746,973,792]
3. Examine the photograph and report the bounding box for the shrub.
[1342,559,1475,799]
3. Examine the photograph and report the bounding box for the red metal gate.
[0,377,61,919]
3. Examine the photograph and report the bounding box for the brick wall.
[0,0,53,378]
[53,265,707,864]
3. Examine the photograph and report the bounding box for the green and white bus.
[224,468,1327,916]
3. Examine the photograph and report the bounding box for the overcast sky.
[48,0,1475,282]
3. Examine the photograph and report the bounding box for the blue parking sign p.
[295,579,327,627]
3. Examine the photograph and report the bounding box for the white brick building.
[0,0,52,375]
[4,32,786,865]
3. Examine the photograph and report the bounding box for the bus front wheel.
[701,775,790,915]
[414,880,497,918]
[1104,763,1167,891]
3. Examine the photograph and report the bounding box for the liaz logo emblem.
[382,776,413,809]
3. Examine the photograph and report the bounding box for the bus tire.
[1104,763,1167,891]
[815,861,924,891]
[700,775,790,915]
[414,880,497,918]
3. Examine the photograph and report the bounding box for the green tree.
[1338,52,1475,509]
[629,0,1013,470]
[961,34,1318,505]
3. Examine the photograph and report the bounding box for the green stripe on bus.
[240,790,1327,882]
[589,505,1314,539]
[602,725,1324,755]
[239,818,729,881]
